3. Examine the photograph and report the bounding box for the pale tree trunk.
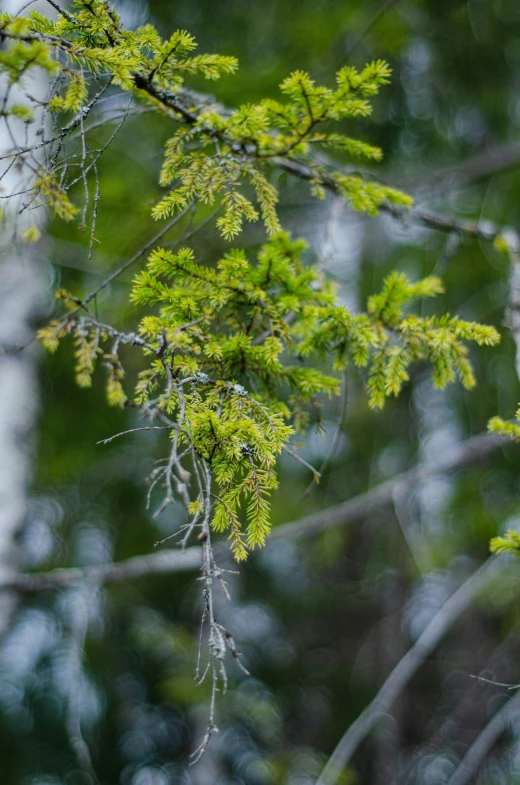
[0,0,49,636]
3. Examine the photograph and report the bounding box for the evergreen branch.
[2,13,510,245]
[274,157,508,244]
[0,429,506,592]
[132,74,201,125]
[116,76,510,243]
[2,3,517,772]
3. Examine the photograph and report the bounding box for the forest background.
[2,0,520,784]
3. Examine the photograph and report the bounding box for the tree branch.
[0,546,202,592]
[0,429,506,592]
[272,429,507,541]
[446,687,520,785]
[126,78,513,246]
[274,158,507,243]
[3,21,512,248]
[403,142,520,192]
[314,557,504,785]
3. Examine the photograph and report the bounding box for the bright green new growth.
[298,270,499,408]
[154,61,412,238]
[488,408,520,441]
[489,529,520,557]
[3,1,510,753]
[1,0,501,560]
[39,236,500,558]
[1,0,410,239]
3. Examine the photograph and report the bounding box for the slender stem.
[81,205,192,307]
[446,688,520,785]
[314,557,503,785]
[0,429,506,592]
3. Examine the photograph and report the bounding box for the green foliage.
[489,529,520,557]
[34,170,79,222]
[21,225,41,242]
[1,0,410,234]
[49,69,88,113]
[1,0,501,560]
[154,61,412,235]
[488,379,520,442]
[488,416,520,440]
[0,15,59,81]
[38,235,500,558]
[5,1,520,776]
[298,271,499,409]
[130,235,337,400]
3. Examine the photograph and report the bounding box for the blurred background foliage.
[4,0,520,783]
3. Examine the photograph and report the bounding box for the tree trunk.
[0,0,49,636]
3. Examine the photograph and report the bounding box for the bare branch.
[0,546,202,592]
[470,674,520,690]
[403,142,520,192]
[97,426,171,445]
[272,429,507,541]
[0,79,112,163]
[314,557,504,785]
[63,586,100,785]
[282,444,321,479]
[446,688,520,785]
[0,429,506,593]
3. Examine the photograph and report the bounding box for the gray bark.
[0,0,49,635]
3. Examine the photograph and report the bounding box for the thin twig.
[64,585,100,785]
[97,426,171,444]
[0,429,507,593]
[300,375,348,499]
[446,688,520,785]
[469,674,520,690]
[0,547,203,591]
[80,204,192,307]
[314,557,504,785]
[282,444,321,478]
